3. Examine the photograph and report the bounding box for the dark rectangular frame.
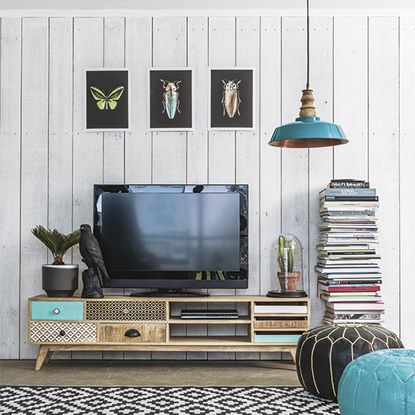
[93,184,249,290]
[84,68,131,132]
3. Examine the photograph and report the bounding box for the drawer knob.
[124,329,140,338]
[53,308,60,315]
[59,330,66,337]
[123,308,130,315]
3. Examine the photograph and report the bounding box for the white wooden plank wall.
[368,17,400,335]
[48,17,73,360]
[308,16,334,327]
[19,18,49,359]
[0,18,21,359]
[72,17,104,360]
[186,16,209,360]
[400,16,415,348]
[207,17,237,360]
[280,17,308,359]
[0,14,412,360]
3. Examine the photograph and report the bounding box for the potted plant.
[32,225,81,297]
[277,234,303,292]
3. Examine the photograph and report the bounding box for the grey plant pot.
[42,264,79,297]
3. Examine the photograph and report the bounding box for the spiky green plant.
[31,225,80,265]
[278,235,295,273]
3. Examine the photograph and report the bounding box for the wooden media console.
[29,295,310,370]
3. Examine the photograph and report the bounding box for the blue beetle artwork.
[160,79,181,119]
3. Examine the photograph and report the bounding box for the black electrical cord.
[306,0,310,89]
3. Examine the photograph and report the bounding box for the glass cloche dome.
[268,234,306,298]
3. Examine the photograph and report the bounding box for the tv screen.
[94,184,248,289]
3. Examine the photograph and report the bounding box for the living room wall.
[0,11,413,359]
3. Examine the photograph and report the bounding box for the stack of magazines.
[317,179,384,325]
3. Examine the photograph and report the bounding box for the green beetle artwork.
[222,79,241,118]
[149,68,192,130]
[160,79,181,119]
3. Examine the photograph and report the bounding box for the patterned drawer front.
[30,322,97,343]
[31,301,84,321]
[86,301,166,321]
[254,320,308,330]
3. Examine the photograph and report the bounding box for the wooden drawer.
[31,301,84,321]
[254,333,301,344]
[30,322,97,343]
[254,319,308,330]
[99,323,166,343]
[86,300,166,321]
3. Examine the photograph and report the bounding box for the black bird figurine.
[79,224,109,298]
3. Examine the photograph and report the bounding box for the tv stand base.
[29,294,310,370]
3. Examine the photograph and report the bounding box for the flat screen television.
[93,184,248,292]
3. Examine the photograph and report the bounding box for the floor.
[0,360,300,387]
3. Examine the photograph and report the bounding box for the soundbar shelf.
[168,318,251,325]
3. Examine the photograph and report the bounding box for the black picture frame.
[209,68,255,130]
[149,68,193,131]
[85,68,130,131]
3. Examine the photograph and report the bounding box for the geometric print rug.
[0,386,339,415]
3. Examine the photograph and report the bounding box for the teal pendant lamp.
[269,0,348,148]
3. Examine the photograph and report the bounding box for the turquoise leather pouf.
[338,349,415,415]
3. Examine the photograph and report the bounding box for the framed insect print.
[209,68,255,130]
[85,68,130,131]
[148,68,193,131]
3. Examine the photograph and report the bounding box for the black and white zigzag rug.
[0,386,339,415]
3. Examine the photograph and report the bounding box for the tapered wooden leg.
[44,350,54,364]
[35,346,49,371]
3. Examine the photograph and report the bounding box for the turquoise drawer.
[254,334,301,344]
[31,301,84,321]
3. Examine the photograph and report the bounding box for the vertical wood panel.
[20,17,49,358]
[48,17,73,360]
[124,17,152,185]
[235,16,260,360]
[0,17,21,358]
[187,17,208,185]
[259,16,281,296]
[102,17,125,359]
[152,17,187,184]
[259,16,282,361]
[281,17,309,295]
[49,18,73,262]
[368,16,400,334]
[280,17,308,360]
[151,16,187,360]
[308,16,334,327]
[186,16,209,360]
[123,16,153,360]
[208,17,236,184]
[400,16,415,347]
[236,16,260,297]
[207,16,237,360]
[333,17,368,180]
[103,17,125,184]
[73,17,104,360]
